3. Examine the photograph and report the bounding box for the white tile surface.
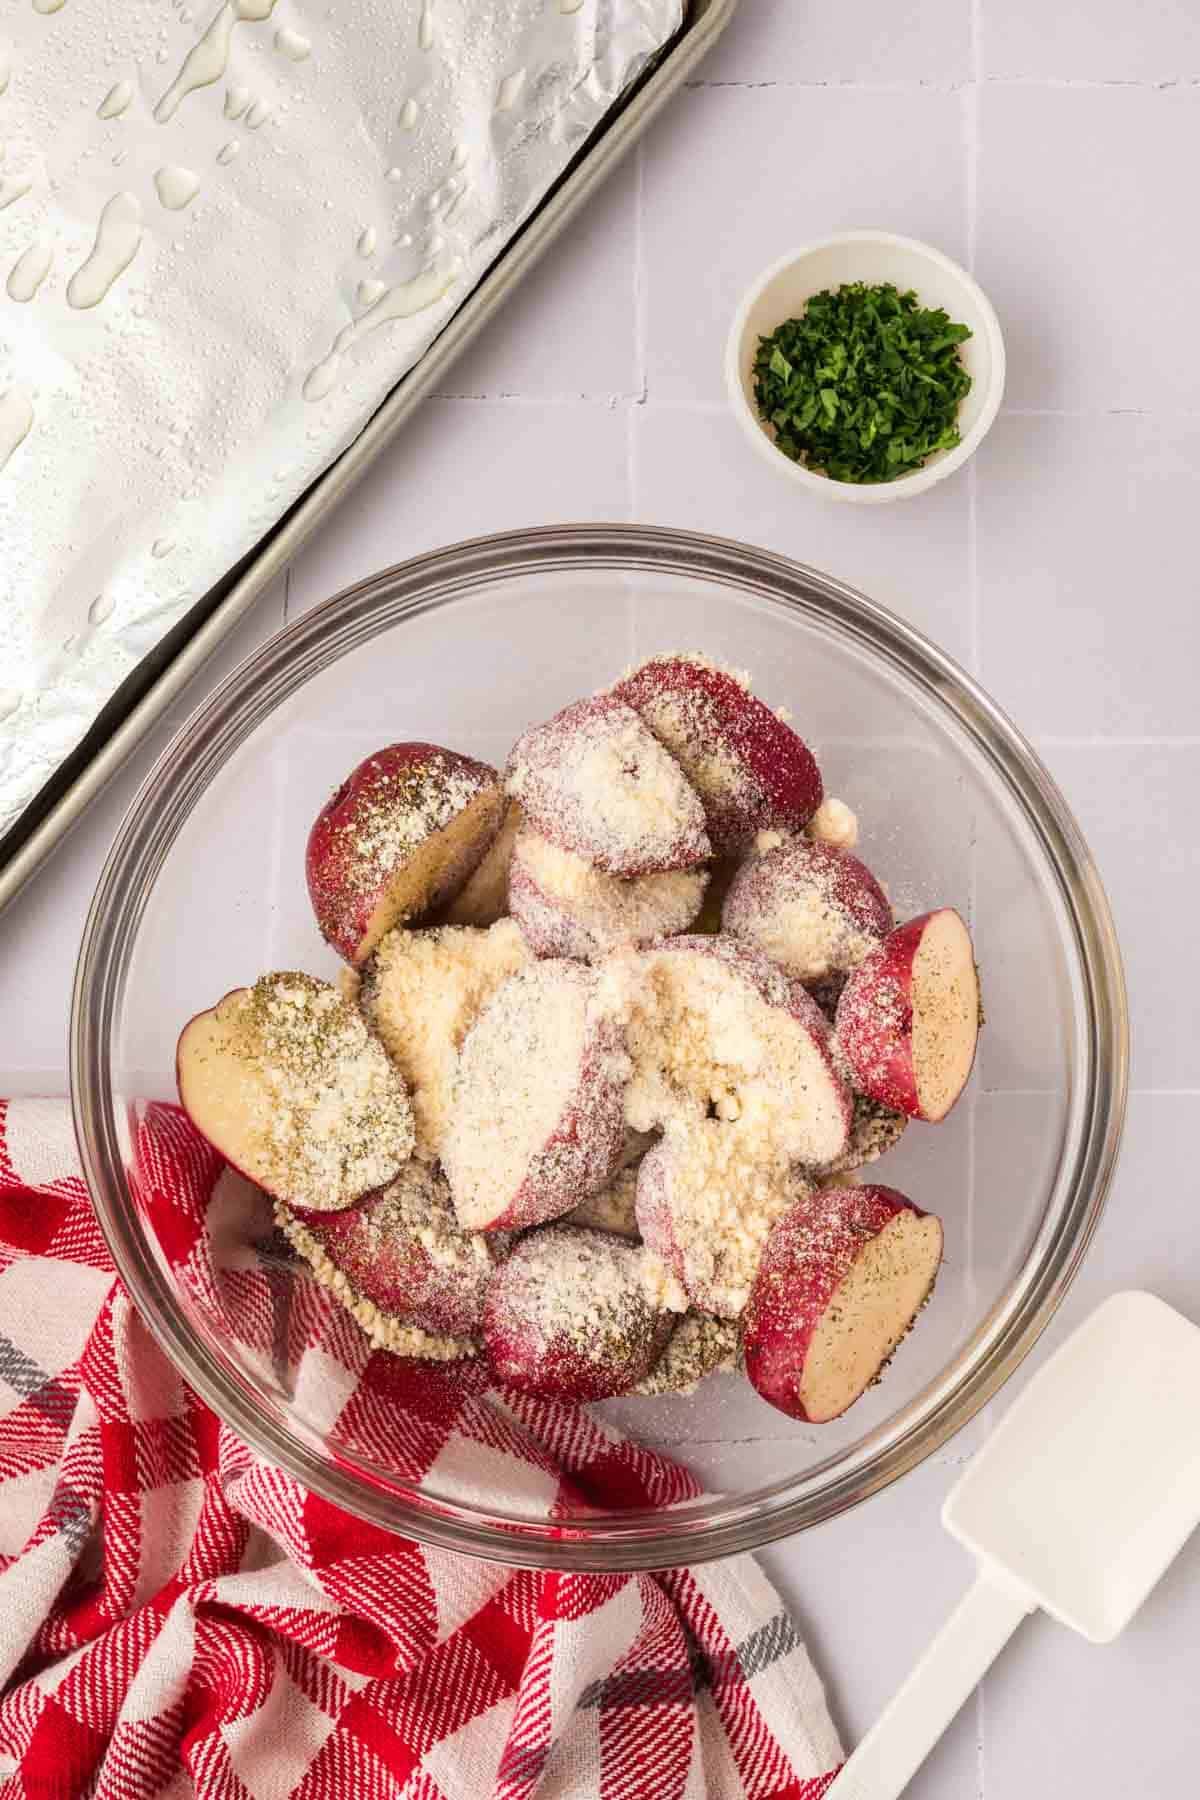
[977,83,1200,411]
[703,0,972,86]
[288,397,632,614]
[982,0,1200,81]
[971,1093,1200,1796]
[641,83,969,406]
[1035,744,1200,1091]
[633,403,974,665]
[4,2,1200,1791]
[976,415,1200,737]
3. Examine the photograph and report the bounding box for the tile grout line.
[420,395,1200,418]
[627,141,647,533]
[966,23,987,1798]
[684,76,1200,94]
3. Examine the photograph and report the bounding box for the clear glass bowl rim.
[71,524,1129,1571]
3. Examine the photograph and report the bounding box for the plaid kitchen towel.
[0,1099,843,1800]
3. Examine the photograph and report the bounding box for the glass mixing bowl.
[72,525,1128,1570]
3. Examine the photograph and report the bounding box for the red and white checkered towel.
[0,1098,842,1799]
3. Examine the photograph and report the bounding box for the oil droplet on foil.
[417,3,433,51]
[155,165,201,209]
[303,261,459,401]
[32,0,68,14]
[66,192,142,309]
[0,691,20,723]
[156,0,279,124]
[0,47,11,96]
[274,26,310,60]
[400,97,419,130]
[0,387,35,474]
[451,142,469,170]
[216,138,240,164]
[356,277,385,308]
[151,537,175,558]
[357,224,377,257]
[98,79,133,119]
[7,240,53,302]
[0,176,34,213]
[224,84,250,119]
[385,166,403,183]
[559,0,584,12]
[496,68,525,111]
[88,592,115,625]
[245,97,271,128]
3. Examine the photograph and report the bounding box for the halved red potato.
[633,1311,741,1396]
[176,972,414,1213]
[635,1126,810,1318]
[306,743,507,964]
[722,838,892,985]
[505,696,710,876]
[483,1226,672,1400]
[742,1184,943,1422]
[358,919,531,1161]
[440,801,523,927]
[611,653,823,855]
[442,960,628,1233]
[608,934,852,1169]
[276,1161,503,1340]
[509,830,708,960]
[835,908,980,1122]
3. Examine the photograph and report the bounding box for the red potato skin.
[612,656,824,855]
[633,1140,687,1295]
[742,1184,934,1422]
[722,839,893,973]
[505,695,711,876]
[306,742,504,964]
[486,1007,629,1232]
[297,1190,502,1337]
[835,909,977,1122]
[507,847,596,961]
[483,1229,673,1400]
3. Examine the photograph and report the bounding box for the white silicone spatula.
[828,1290,1200,1800]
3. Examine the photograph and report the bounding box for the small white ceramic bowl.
[726,230,1006,504]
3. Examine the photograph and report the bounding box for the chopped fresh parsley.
[752,283,972,484]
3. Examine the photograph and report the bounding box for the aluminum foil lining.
[0,0,682,836]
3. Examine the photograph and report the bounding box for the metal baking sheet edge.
[0,0,738,915]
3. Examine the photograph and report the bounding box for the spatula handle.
[826,1571,1034,1800]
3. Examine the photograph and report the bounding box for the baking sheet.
[1,0,735,909]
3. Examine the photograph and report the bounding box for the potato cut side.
[177,974,414,1211]
[799,1211,943,1422]
[510,830,708,960]
[356,783,506,963]
[359,919,531,1162]
[440,801,522,927]
[610,936,850,1169]
[442,961,627,1232]
[911,908,979,1123]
